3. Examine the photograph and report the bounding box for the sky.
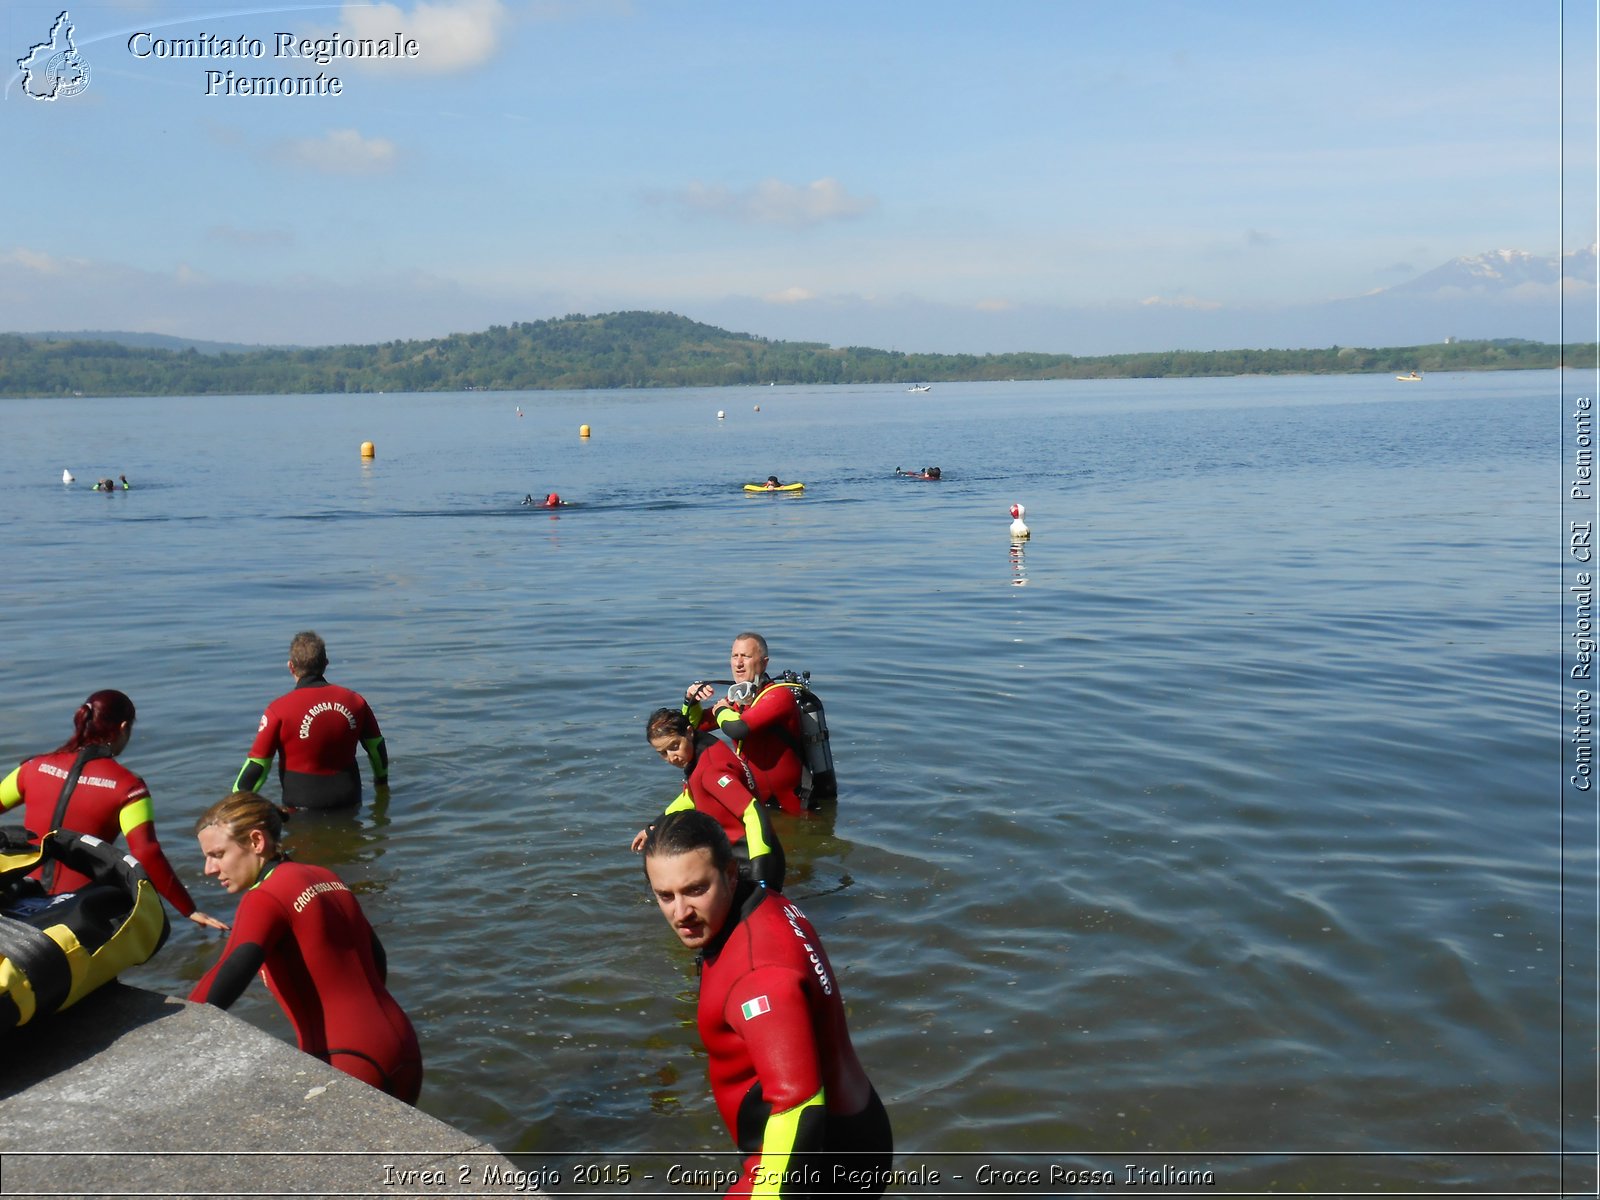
[2,0,1595,354]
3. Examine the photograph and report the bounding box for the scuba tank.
[773,670,837,805]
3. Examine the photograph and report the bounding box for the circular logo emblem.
[47,51,90,97]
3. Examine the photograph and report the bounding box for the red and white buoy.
[1009,502,1030,541]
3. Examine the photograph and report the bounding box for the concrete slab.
[0,983,547,1197]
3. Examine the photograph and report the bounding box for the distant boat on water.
[1396,371,1422,382]
[907,384,931,393]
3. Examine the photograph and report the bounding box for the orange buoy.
[360,441,375,459]
[579,424,591,439]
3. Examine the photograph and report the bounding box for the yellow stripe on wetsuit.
[118,796,155,835]
[0,766,22,812]
[234,756,271,793]
[752,1089,825,1199]
[741,799,776,860]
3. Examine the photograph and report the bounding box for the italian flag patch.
[717,774,733,788]
[740,996,771,1020]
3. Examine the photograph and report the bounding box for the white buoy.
[62,469,74,484]
[717,410,726,420]
[1009,502,1030,541]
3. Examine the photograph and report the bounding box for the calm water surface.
[0,373,1588,1194]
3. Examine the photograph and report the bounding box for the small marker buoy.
[360,441,375,459]
[62,469,74,484]
[754,404,760,412]
[717,410,726,420]
[579,424,591,439]
[1009,502,1030,541]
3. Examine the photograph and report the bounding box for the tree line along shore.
[1,311,1591,398]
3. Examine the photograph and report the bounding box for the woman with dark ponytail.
[0,690,223,928]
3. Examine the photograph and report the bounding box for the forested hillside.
[0,310,1587,398]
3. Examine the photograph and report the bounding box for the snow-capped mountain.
[1382,245,1597,295]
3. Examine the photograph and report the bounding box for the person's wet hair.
[52,689,136,755]
[194,791,290,852]
[288,631,328,676]
[732,631,769,657]
[646,707,693,742]
[641,809,734,875]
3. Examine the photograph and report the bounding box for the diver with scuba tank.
[683,632,837,811]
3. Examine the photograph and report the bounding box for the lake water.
[0,372,1590,1195]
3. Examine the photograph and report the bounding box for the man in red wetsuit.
[190,792,422,1103]
[643,810,892,1199]
[234,631,389,810]
[684,632,807,813]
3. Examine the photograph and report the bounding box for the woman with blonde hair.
[189,792,423,1103]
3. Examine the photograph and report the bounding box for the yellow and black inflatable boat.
[0,829,170,1031]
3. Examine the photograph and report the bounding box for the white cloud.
[278,129,398,175]
[2,248,79,275]
[336,0,506,73]
[1140,294,1223,311]
[673,178,878,229]
[763,287,817,305]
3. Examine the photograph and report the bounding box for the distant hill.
[0,311,1590,398]
[21,330,286,355]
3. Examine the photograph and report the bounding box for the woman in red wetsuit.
[0,689,223,928]
[189,792,424,1104]
[633,708,785,892]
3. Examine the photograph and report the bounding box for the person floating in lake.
[641,810,892,1197]
[545,492,562,508]
[189,791,423,1104]
[633,708,785,891]
[765,475,781,490]
[0,689,225,929]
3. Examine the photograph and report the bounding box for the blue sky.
[3,0,1594,353]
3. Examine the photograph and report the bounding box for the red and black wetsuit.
[0,750,198,917]
[697,882,892,1198]
[189,858,423,1103]
[689,679,806,814]
[662,736,785,891]
[235,674,388,809]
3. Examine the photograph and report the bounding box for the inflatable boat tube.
[743,482,805,493]
[0,829,171,1031]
